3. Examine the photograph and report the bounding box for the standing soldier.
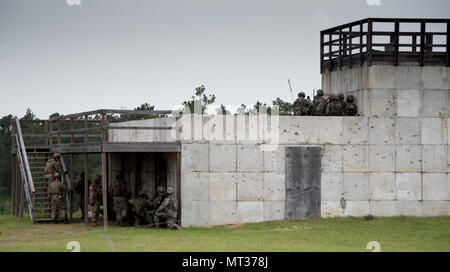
[325,95,343,116]
[47,173,68,224]
[110,174,128,225]
[337,93,347,116]
[293,92,312,116]
[89,175,102,226]
[154,187,181,230]
[74,172,90,220]
[44,153,63,184]
[345,95,358,116]
[312,89,328,116]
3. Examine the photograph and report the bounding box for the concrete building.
[109,18,450,226]
[11,18,450,227]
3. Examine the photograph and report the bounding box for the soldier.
[312,89,328,116]
[325,94,343,116]
[47,173,68,224]
[74,172,90,220]
[110,174,128,225]
[154,187,181,230]
[345,95,358,116]
[337,93,347,116]
[128,191,152,226]
[293,92,312,116]
[89,175,102,226]
[44,153,63,184]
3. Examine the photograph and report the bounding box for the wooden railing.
[320,18,450,72]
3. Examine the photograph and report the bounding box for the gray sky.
[1,0,449,119]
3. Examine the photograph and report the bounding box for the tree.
[216,104,230,115]
[0,114,13,197]
[182,85,216,114]
[272,97,293,115]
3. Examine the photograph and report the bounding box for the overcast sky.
[1,0,449,118]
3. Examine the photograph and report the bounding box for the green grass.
[0,215,449,252]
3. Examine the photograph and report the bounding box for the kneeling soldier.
[154,187,181,230]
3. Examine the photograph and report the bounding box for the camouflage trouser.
[153,214,177,229]
[89,201,100,224]
[45,174,53,184]
[113,196,127,224]
[50,196,66,221]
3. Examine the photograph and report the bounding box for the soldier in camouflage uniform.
[89,175,102,226]
[293,92,312,116]
[154,187,181,230]
[337,93,347,116]
[74,172,90,220]
[110,174,128,225]
[47,173,68,224]
[325,94,343,116]
[345,95,358,116]
[128,191,152,226]
[44,153,63,184]
[312,89,328,116]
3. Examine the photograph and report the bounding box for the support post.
[11,155,16,216]
[101,112,108,228]
[176,152,181,225]
[359,21,364,66]
[394,20,399,66]
[84,114,89,225]
[420,20,425,66]
[19,172,24,219]
[15,156,19,217]
[367,19,373,66]
[70,154,74,220]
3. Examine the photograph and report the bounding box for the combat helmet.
[346,95,355,103]
[53,153,61,159]
[166,187,175,195]
[316,89,324,96]
[298,91,306,98]
[138,191,148,199]
[338,93,345,101]
[156,186,165,193]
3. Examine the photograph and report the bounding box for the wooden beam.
[11,155,16,216]
[19,173,24,219]
[176,152,181,225]
[367,19,373,66]
[84,114,89,225]
[102,152,108,228]
[84,153,89,225]
[394,20,399,66]
[70,153,74,220]
[15,156,19,217]
[420,20,425,66]
[102,142,181,153]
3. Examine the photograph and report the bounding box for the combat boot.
[172,223,182,230]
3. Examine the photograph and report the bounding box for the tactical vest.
[313,98,327,115]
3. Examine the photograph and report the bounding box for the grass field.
[0,215,449,252]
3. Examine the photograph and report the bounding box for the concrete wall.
[108,64,449,226]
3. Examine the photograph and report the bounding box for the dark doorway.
[285,146,321,219]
